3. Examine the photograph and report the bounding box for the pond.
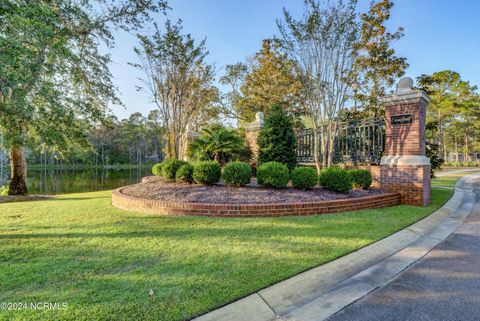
[2,167,152,195]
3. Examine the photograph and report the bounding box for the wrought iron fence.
[296,118,385,165]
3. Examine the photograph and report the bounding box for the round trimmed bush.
[176,164,194,183]
[349,169,372,189]
[151,163,163,176]
[291,167,318,189]
[222,162,253,186]
[256,161,290,189]
[193,161,221,185]
[162,159,188,181]
[318,167,352,193]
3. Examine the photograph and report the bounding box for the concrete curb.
[193,174,478,321]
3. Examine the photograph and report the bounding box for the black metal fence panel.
[296,118,385,165]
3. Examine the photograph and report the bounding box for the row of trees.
[220,0,409,173]
[418,71,480,163]
[25,111,167,166]
[0,110,170,181]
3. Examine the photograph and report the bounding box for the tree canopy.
[278,0,359,170]
[239,39,302,121]
[221,39,302,124]
[352,0,408,116]
[418,70,480,161]
[0,0,167,149]
[0,0,167,194]
[133,19,219,160]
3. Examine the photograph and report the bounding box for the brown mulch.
[0,195,54,204]
[121,177,386,205]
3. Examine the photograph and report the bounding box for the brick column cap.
[244,112,264,132]
[381,90,430,106]
[185,124,200,139]
[381,155,430,166]
[187,131,200,139]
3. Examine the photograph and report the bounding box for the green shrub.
[176,164,194,183]
[0,185,8,196]
[257,105,297,170]
[349,169,372,189]
[188,125,243,164]
[162,159,188,181]
[291,167,318,189]
[256,161,290,189]
[151,163,163,176]
[222,162,253,186]
[193,161,221,185]
[318,167,352,193]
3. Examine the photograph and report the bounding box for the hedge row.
[151,161,372,193]
[152,160,221,185]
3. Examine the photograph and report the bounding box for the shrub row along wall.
[112,188,401,217]
[300,164,382,187]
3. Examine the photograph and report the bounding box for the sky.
[108,0,480,120]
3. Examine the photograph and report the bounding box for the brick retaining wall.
[112,187,401,218]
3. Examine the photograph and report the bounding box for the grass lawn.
[432,169,479,188]
[0,187,452,321]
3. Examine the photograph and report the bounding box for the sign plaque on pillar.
[390,114,413,125]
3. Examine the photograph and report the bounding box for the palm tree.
[188,127,243,164]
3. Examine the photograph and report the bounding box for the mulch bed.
[122,176,385,205]
[0,195,54,204]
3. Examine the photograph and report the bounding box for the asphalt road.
[327,178,480,321]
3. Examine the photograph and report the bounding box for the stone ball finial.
[255,112,265,123]
[397,77,414,93]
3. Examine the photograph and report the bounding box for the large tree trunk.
[442,130,447,161]
[320,124,327,168]
[312,124,321,174]
[0,131,4,185]
[464,133,470,164]
[438,111,444,160]
[455,136,459,163]
[327,121,337,167]
[8,147,28,195]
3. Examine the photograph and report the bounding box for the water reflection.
[24,167,151,195]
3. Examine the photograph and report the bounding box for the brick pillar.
[181,125,200,161]
[244,112,264,161]
[380,77,431,206]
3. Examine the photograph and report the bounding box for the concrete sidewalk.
[193,174,479,321]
